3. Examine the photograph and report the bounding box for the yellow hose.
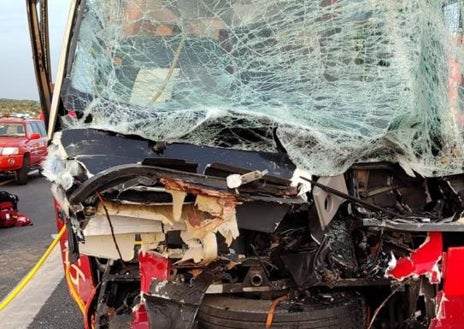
[0,225,67,311]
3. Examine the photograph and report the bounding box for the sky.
[0,0,69,101]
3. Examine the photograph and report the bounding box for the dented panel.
[386,232,443,283]
[430,247,464,328]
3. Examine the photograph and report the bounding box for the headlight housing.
[2,147,19,155]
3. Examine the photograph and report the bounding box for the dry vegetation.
[0,99,41,118]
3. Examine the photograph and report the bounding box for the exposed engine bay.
[46,128,464,329]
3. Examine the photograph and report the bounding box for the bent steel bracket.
[144,260,228,329]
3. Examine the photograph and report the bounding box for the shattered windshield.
[61,0,464,176]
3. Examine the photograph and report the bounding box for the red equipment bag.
[0,201,18,227]
[0,192,32,227]
[15,213,32,226]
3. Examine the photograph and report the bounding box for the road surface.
[0,173,81,328]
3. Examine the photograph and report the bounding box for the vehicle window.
[61,0,464,177]
[0,123,26,137]
[27,123,37,136]
[37,122,47,136]
[31,122,46,137]
[28,123,39,136]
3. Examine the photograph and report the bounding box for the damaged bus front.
[27,1,464,328]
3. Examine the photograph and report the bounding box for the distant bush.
[0,99,41,118]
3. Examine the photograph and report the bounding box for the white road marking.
[0,245,63,329]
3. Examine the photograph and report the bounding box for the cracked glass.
[61,0,464,176]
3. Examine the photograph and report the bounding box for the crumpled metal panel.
[386,232,442,283]
[429,247,464,329]
[139,251,171,294]
[144,260,229,329]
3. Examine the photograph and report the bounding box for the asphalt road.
[0,173,82,328]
